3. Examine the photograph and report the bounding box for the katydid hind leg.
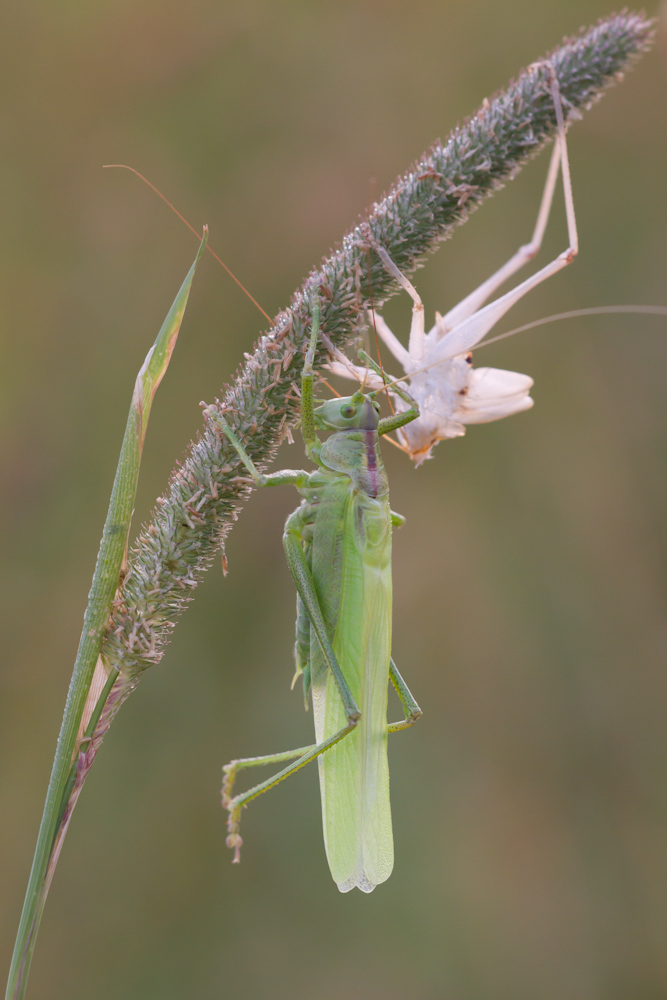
[223,504,364,863]
[223,744,316,818]
[283,512,361,725]
[292,591,312,706]
[222,718,359,862]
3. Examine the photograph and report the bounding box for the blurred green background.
[2,2,667,998]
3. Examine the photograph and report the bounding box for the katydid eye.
[340,404,357,419]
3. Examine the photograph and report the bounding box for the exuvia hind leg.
[369,66,577,363]
[426,67,577,361]
[437,83,568,336]
[387,658,423,733]
[326,71,577,463]
[328,68,577,388]
[222,718,359,862]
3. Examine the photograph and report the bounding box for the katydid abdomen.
[308,437,393,893]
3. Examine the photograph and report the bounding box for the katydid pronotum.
[208,305,423,893]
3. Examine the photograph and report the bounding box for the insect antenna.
[319,378,342,398]
[102,164,273,324]
[103,165,371,411]
[476,305,667,349]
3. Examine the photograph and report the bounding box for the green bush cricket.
[207,303,422,893]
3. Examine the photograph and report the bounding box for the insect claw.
[226,832,243,863]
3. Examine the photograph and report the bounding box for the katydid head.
[314,390,380,432]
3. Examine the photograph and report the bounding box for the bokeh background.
[2,3,667,999]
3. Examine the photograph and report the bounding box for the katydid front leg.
[204,300,324,485]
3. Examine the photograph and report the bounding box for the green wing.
[309,482,393,893]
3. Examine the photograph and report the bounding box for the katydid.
[208,304,422,893]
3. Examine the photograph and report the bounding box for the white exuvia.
[328,70,579,465]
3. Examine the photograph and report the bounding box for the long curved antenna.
[103,164,273,324]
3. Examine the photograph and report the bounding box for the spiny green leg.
[222,743,315,862]
[378,399,419,438]
[207,300,324,476]
[387,658,423,734]
[387,512,415,732]
[204,407,310,489]
[300,301,321,460]
[283,510,361,726]
[356,348,421,437]
[220,540,360,862]
[222,507,362,860]
[291,592,311,705]
[221,555,360,860]
[222,713,361,862]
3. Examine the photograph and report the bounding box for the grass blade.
[5,231,208,1000]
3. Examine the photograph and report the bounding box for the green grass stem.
[5,233,207,1000]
